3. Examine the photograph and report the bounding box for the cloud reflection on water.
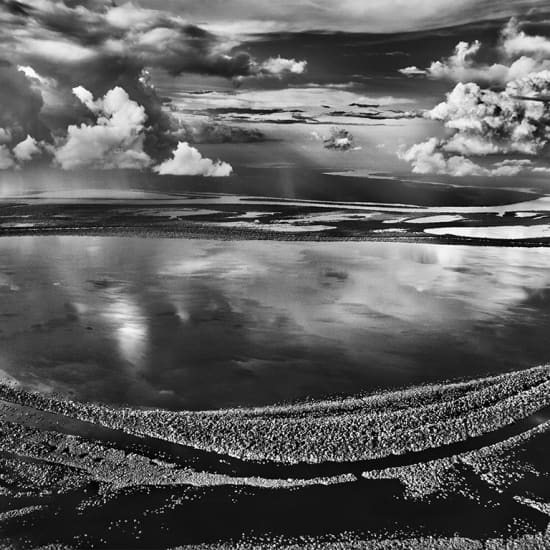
[1,237,550,409]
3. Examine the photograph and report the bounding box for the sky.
[1,0,550,183]
[139,0,548,34]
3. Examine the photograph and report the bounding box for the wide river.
[1,236,550,410]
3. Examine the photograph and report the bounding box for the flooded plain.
[1,236,550,410]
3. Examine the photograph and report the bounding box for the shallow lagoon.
[1,236,550,409]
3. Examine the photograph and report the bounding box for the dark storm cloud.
[0,0,30,16]
[0,1,305,80]
[0,62,50,143]
[0,0,301,168]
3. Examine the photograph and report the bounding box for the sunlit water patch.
[1,237,550,409]
[425,224,550,240]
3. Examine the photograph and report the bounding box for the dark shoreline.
[1,225,550,248]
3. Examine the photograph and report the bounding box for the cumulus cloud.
[323,128,359,151]
[258,57,307,77]
[398,66,428,76]
[491,158,534,175]
[399,65,550,177]
[153,142,233,177]
[398,138,529,177]
[427,40,547,85]
[54,86,152,170]
[12,135,41,162]
[400,71,550,176]
[398,138,487,176]
[45,84,235,173]
[533,165,550,173]
[0,132,44,170]
[501,18,550,59]
[404,19,550,85]
[0,0,307,170]
[428,76,550,157]
[427,40,502,82]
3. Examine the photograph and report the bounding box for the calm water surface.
[1,236,550,409]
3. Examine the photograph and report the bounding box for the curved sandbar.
[1,365,550,465]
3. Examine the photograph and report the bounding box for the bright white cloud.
[427,77,550,157]
[533,166,550,173]
[17,65,49,86]
[428,41,492,81]
[153,142,233,177]
[260,57,307,77]
[0,129,43,169]
[399,66,428,76]
[13,135,41,162]
[398,137,532,177]
[502,18,550,58]
[72,86,96,112]
[399,31,550,177]
[54,86,152,170]
[492,159,534,175]
[424,20,550,84]
[398,138,488,176]
[323,128,358,151]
